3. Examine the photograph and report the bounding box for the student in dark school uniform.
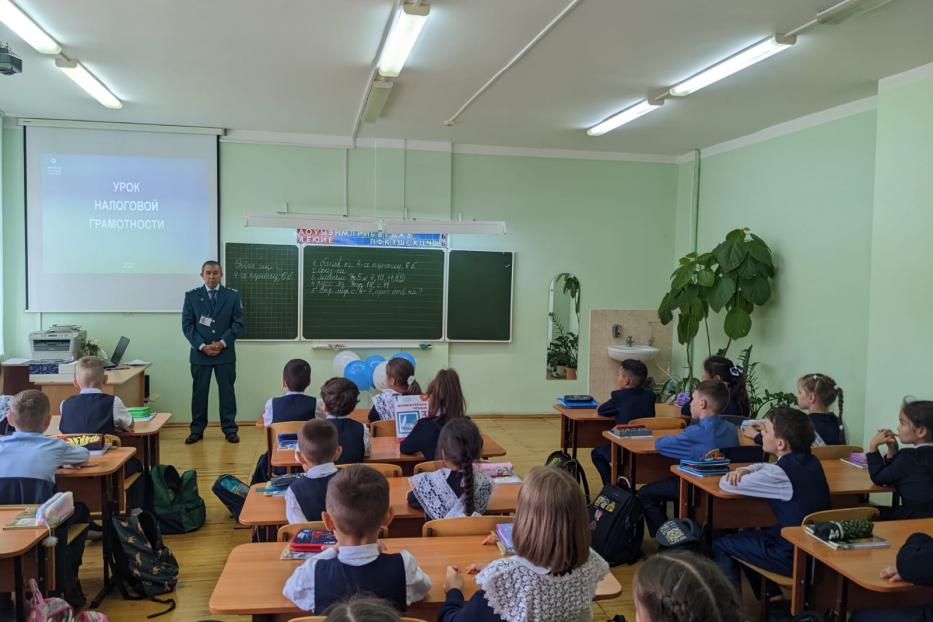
[400,369,465,460]
[678,356,750,419]
[368,357,421,422]
[285,419,340,524]
[320,378,369,464]
[796,372,846,444]
[850,532,933,622]
[867,399,933,519]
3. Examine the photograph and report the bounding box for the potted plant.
[548,313,578,379]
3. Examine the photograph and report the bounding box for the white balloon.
[372,361,389,391]
[332,351,360,376]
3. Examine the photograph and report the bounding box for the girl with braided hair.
[797,372,846,444]
[678,356,750,419]
[634,551,742,622]
[407,417,493,520]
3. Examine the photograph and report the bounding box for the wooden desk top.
[601,429,681,453]
[0,507,55,558]
[209,536,622,615]
[671,459,891,499]
[31,365,147,386]
[47,412,171,437]
[239,477,522,527]
[553,404,604,421]
[55,446,136,478]
[271,434,507,468]
[782,518,933,593]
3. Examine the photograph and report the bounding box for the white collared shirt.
[60,387,134,431]
[719,462,793,501]
[282,542,432,612]
[284,462,339,524]
[326,414,371,456]
[262,391,324,426]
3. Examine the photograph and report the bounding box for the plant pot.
[565,368,577,380]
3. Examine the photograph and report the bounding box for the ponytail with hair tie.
[407,375,416,387]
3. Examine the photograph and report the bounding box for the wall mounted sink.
[607,345,659,362]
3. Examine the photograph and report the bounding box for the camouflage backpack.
[109,511,178,617]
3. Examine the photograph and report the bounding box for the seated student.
[634,551,742,622]
[60,356,134,434]
[283,465,431,613]
[285,419,340,524]
[850,532,933,622]
[713,407,830,586]
[638,379,739,535]
[867,399,933,519]
[369,358,421,422]
[679,356,750,419]
[320,378,370,464]
[252,359,322,484]
[400,369,465,460]
[408,417,493,520]
[796,372,846,445]
[0,394,13,435]
[323,596,401,622]
[440,466,609,621]
[591,359,656,485]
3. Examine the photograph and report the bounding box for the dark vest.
[60,393,116,435]
[331,417,365,464]
[271,394,317,424]
[809,413,843,445]
[770,453,831,535]
[314,553,406,612]
[288,473,335,521]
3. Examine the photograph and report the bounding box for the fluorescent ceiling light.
[817,0,893,24]
[384,219,507,235]
[245,213,384,232]
[587,100,662,136]
[55,58,122,109]
[670,34,795,97]
[0,0,61,54]
[362,79,394,122]
[377,3,430,78]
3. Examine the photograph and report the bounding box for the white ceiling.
[1,0,932,156]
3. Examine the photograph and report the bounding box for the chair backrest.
[277,520,326,542]
[812,445,864,461]
[630,417,685,430]
[0,477,55,504]
[655,403,682,418]
[370,419,397,438]
[719,446,766,463]
[105,433,122,447]
[413,460,444,474]
[718,415,747,427]
[422,515,513,537]
[337,462,403,478]
[802,506,880,525]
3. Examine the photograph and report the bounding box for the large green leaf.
[741,276,772,305]
[708,275,735,312]
[676,311,701,345]
[747,238,773,265]
[697,269,716,287]
[715,239,747,272]
[658,292,673,324]
[734,294,754,313]
[739,256,763,279]
[726,228,747,243]
[670,285,698,309]
[724,306,752,339]
[671,267,693,290]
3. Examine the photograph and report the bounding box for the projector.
[0,42,22,76]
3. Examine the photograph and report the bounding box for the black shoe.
[225,432,240,444]
[185,432,203,444]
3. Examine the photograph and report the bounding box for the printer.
[29,325,86,362]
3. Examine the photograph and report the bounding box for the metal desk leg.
[610,442,619,485]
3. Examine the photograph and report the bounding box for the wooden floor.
[76,417,746,621]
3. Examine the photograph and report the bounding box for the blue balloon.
[365,354,386,367]
[344,360,373,390]
[391,352,416,369]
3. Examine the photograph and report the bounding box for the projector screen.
[25,125,219,311]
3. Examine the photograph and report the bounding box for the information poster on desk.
[394,394,429,439]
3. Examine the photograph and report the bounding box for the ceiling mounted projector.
[0,42,22,75]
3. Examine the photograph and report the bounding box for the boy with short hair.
[60,356,134,434]
[320,378,370,465]
[713,407,831,586]
[285,419,341,523]
[637,379,739,535]
[283,465,431,612]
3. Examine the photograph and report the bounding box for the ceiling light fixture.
[55,58,122,108]
[587,99,663,136]
[669,34,795,97]
[377,3,430,78]
[817,0,893,24]
[361,79,394,122]
[0,0,60,54]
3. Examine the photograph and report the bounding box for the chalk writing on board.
[305,258,426,298]
[231,257,296,284]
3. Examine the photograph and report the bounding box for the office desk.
[48,412,171,471]
[32,365,149,416]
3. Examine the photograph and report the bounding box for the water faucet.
[626,335,634,347]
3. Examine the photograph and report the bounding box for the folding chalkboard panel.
[446,250,513,341]
[224,243,299,340]
[302,246,445,340]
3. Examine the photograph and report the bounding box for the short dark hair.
[320,377,360,417]
[298,419,339,465]
[326,465,389,538]
[283,358,312,392]
[765,407,815,453]
[901,399,933,439]
[11,390,50,432]
[695,379,729,413]
[620,359,650,388]
[201,260,221,272]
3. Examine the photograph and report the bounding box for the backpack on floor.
[212,474,249,520]
[26,579,72,622]
[656,517,705,554]
[109,511,178,618]
[545,450,591,502]
[588,478,644,565]
[149,464,206,534]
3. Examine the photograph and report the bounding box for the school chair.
[289,617,428,622]
[413,460,444,474]
[630,417,686,430]
[719,415,747,427]
[370,419,397,437]
[422,515,513,537]
[655,403,682,418]
[277,521,389,542]
[337,462,403,478]
[811,444,864,460]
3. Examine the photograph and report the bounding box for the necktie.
[208,289,216,312]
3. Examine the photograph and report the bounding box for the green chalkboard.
[302,246,444,340]
[224,243,299,340]
[446,250,513,341]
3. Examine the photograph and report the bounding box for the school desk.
[47,412,171,472]
[270,435,507,476]
[671,460,893,531]
[209,536,623,621]
[239,478,521,540]
[554,405,613,460]
[55,446,136,608]
[0,506,65,622]
[31,365,149,416]
[783,518,933,620]
[254,408,370,428]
